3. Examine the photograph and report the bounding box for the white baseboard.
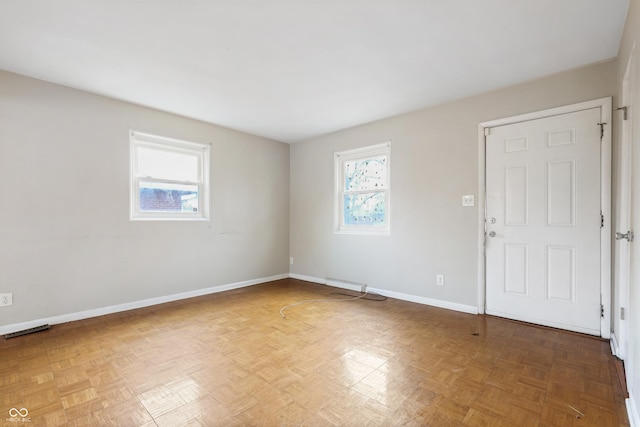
[289,274,478,315]
[628,390,639,427]
[0,274,288,336]
[610,331,620,357]
[368,287,478,314]
[289,273,326,285]
[289,274,363,292]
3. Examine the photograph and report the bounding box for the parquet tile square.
[321,357,377,389]
[208,382,260,416]
[444,377,484,407]
[424,394,470,425]
[0,279,630,426]
[68,399,155,426]
[318,388,388,426]
[38,409,68,427]
[462,407,513,427]
[352,370,416,411]
[275,401,318,426]
[154,394,233,427]
[469,385,512,419]
[60,386,98,409]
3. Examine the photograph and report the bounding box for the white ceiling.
[0,1,629,143]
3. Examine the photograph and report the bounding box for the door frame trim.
[613,49,634,358]
[476,97,612,338]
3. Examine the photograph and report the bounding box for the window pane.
[344,193,385,226]
[137,146,199,182]
[139,181,199,213]
[345,156,387,191]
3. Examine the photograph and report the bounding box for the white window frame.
[334,142,391,235]
[130,130,210,221]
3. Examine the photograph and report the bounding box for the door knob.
[615,231,634,242]
[487,217,496,224]
[488,231,496,237]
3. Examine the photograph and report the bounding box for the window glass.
[345,156,387,191]
[335,142,390,234]
[344,193,386,226]
[136,146,199,182]
[139,181,199,213]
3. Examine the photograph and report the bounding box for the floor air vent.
[4,324,50,339]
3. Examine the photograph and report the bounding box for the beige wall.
[0,70,290,327]
[290,60,615,309]
[615,0,640,421]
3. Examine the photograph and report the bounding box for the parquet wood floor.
[0,279,629,426]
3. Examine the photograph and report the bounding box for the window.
[334,142,390,234]
[130,131,210,220]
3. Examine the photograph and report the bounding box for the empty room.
[1,1,639,426]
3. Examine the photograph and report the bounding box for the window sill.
[335,228,390,236]
[130,216,209,221]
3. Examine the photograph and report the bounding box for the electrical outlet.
[0,293,13,307]
[436,275,445,286]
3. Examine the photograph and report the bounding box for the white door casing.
[614,53,634,359]
[477,98,612,337]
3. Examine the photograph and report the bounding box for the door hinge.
[597,122,606,140]
[601,211,604,228]
[621,307,625,320]
[601,303,605,318]
[616,106,628,121]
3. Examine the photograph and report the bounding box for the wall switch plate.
[462,195,475,206]
[436,275,444,286]
[289,257,294,265]
[0,293,13,307]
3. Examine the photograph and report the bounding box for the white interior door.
[614,55,634,359]
[485,108,603,335]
